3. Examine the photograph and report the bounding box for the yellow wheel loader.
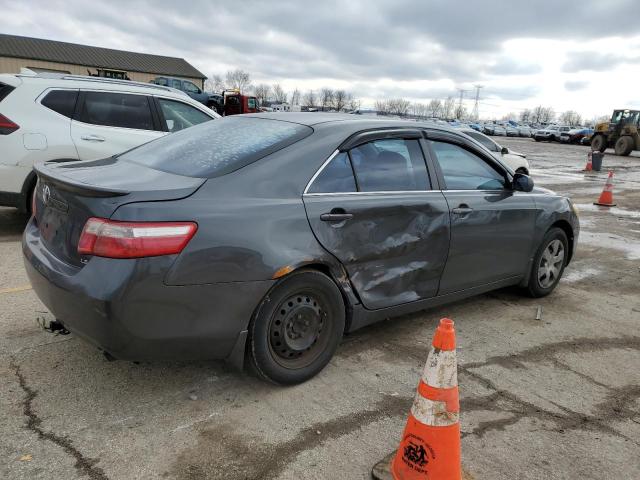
[591,109,640,156]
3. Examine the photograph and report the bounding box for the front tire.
[248,269,345,384]
[591,134,607,152]
[526,228,569,297]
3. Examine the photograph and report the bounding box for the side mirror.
[501,146,509,154]
[512,173,534,192]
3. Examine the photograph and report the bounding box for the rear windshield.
[119,116,312,178]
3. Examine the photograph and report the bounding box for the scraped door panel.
[303,192,450,309]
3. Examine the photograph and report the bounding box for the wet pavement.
[1,138,639,479]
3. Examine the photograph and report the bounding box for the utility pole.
[472,85,483,121]
[456,88,468,119]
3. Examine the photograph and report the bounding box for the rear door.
[425,132,536,294]
[71,91,165,160]
[303,130,450,310]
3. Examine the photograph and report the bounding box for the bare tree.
[225,69,251,92]
[347,96,361,111]
[204,74,225,93]
[442,97,455,119]
[333,90,349,111]
[320,88,334,111]
[303,90,317,108]
[454,104,468,120]
[375,99,390,114]
[411,102,427,118]
[387,98,411,116]
[272,83,287,103]
[531,105,555,124]
[519,109,532,123]
[559,110,582,126]
[427,99,443,118]
[253,84,271,106]
[290,88,301,106]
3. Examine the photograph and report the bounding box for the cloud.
[1,0,639,117]
[564,80,589,91]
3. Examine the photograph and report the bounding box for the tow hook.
[36,317,70,335]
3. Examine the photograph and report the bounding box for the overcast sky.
[1,0,639,120]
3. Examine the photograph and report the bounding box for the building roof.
[0,34,206,79]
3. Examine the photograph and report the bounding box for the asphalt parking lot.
[2,138,639,480]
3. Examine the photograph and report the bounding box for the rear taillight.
[0,113,19,135]
[78,218,197,259]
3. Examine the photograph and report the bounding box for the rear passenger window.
[349,139,430,192]
[430,141,506,190]
[42,90,78,118]
[307,152,356,194]
[79,92,154,130]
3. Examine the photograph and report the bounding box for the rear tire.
[526,228,569,298]
[248,269,345,385]
[614,136,633,156]
[591,134,607,152]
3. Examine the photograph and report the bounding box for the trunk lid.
[34,157,205,267]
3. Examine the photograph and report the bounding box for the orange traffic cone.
[583,152,593,172]
[594,170,616,207]
[372,318,461,480]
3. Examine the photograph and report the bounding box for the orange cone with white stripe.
[583,152,593,172]
[372,318,461,480]
[594,170,616,207]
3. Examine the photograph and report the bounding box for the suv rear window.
[79,92,154,130]
[0,83,15,103]
[42,90,78,118]
[119,116,312,178]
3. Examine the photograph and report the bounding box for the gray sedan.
[23,114,579,384]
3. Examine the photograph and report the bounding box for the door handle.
[320,208,353,222]
[80,135,105,142]
[452,204,473,215]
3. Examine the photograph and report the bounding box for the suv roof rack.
[17,71,185,95]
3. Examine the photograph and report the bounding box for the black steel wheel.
[248,269,345,384]
[614,136,633,156]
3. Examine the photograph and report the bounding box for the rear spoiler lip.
[34,162,130,197]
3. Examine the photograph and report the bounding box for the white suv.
[0,71,219,211]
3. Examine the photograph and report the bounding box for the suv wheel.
[248,269,345,384]
[526,228,568,297]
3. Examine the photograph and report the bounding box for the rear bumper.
[22,218,274,361]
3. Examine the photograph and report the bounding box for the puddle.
[574,204,640,219]
[563,267,602,283]
[579,231,640,260]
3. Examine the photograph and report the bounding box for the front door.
[426,137,536,294]
[303,134,450,310]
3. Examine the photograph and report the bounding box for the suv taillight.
[0,113,19,135]
[78,218,197,259]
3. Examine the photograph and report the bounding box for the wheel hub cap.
[538,239,565,288]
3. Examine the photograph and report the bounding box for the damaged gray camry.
[23,113,579,384]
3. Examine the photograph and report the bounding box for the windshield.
[119,116,312,178]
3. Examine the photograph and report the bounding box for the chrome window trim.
[302,149,342,195]
[304,190,444,197]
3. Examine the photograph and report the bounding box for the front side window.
[171,79,182,89]
[183,81,200,93]
[79,92,154,130]
[42,90,78,118]
[157,98,212,132]
[349,139,430,192]
[465,131,499,152]
[119,116,312,178]
[247,98,257,109]
[430,141,506,190]
[307,152,356,194]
